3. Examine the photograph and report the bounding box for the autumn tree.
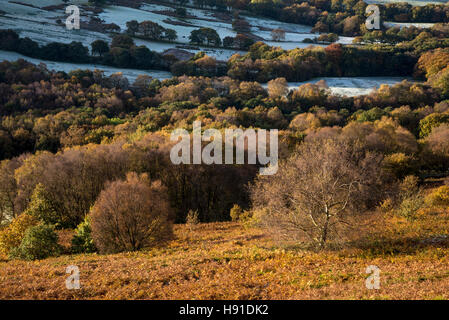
[111,34,134,49]
[416,48,449,79]
[419,113,449,138]
[267,77,288,98]
[0,159,20,224]
[126,20,139,36]
[342,16,361,36]
[90,172,173,254]
[423,124,449,171]
[234,34,255,50]
[23,183,59,226]
[189,28,222,46]
[430,66,449,98]
[91,40,109,57]
[251,139,386,248]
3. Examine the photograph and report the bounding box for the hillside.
[2,202,449,300]
[1,0,449,303]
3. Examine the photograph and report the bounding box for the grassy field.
[1,204,449,300]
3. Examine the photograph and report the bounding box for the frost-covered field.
[279,77,413,97]
[0,0,110,45]
[8,0,88,6]
[365,0,446,5]
[0,50,172,82]
[0,1,245,60]
[384,21,435,28]
[0,0,353,61]
[99,4,245,60]
[0,0,415,92]
[1,48,412,96]
[100,3,344,52]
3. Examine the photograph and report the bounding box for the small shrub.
[389,176,424,220]
[91,172,173,254]
[379,198,394,213]
[186,209,199,224]
[425,186,449,207]
[71,216,96,254]
[395,193,425,220]
[0,214,39,257]
[399,175,420,198]
[230,204,253,224]
[230,204,243,222]
[9,224,61,260]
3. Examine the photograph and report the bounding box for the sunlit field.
[1,182,449,300]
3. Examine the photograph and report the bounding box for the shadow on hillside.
[348,234,449,257]
[278,235,449,256]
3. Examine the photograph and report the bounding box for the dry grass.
[1,209,449,300]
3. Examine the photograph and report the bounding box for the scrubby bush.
[425,186,449,207]
[395,193,424,220]
[24,183,59,227]
[9,224,61,260]
[91,172,173,254]
[399,175,420,199]
[186,209,199,232]
[71,216,96,254]
[0,214,39,257]
[383,153,416,179]
[379,198,395,213]
[230,204,244,222]
[229,204,251,222]
[186,209,200,225]
[392,175,424,220]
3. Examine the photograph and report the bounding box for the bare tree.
[251,139,386,249]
